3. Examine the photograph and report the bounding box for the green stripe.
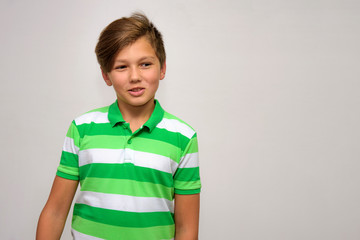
[79,163,173,187]
[57,165,79,176]
[80,135,128,150]
[138,128,190,151]
[77,123,131,138]
[66,122,80,147]
[56,171,79,180]
[60,151,78,167]
[188,136,198,153]
[174,167,200,181]
[174,179,201,190]
[163,112,179,120]
[73,203,174,228]
[80,178,174,200]
[72,216,174,240]
[79,135,182,162]
[181,136,198,157]
[132,137,181,162]
[175,188,201,195]
[76,123,190,151]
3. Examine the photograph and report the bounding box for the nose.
[130,67,141,82]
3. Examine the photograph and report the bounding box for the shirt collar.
[108,100,125,127]
[144,99,165,132]
[108,99,164,132]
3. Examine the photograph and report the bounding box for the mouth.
[129,87,144,92]
[128,87,145,97]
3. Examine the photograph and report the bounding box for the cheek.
[152,81,160,89]
[146,70,161,82]
[145,75,160,91]
[111,75,127,87]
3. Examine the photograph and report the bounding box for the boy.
[36,13,201,240]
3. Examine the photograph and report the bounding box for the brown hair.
[95,13,166,73]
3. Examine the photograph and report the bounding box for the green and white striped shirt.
[57,100,201,240]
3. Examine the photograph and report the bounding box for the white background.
[1,0,360,239]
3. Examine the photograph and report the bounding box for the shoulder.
[157,111,197,139]
[73,105,110,126]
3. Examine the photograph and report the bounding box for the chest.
[78,133,181,178]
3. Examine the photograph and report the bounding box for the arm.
[36,176,78,240]
[174,193,200,240]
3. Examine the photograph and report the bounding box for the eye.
[115,65,127,70]
[140,62,152,68]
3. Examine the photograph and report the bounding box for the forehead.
[115,36,157,60]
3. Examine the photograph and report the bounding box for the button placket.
[123,125,143,163]
[123,135,132,162]
[121,122,132,163]
[124,149,132,162]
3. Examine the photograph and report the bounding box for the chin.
[128,98,154,107]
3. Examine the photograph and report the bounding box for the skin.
[36,36,200,239]
[174,193,200,240]
[36,176,78,239]
[102,36,166,132]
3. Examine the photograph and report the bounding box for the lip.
[128,87,145,97]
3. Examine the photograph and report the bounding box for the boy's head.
[95,13,166,73]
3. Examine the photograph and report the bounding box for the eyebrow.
[139,56,156,61]
[114,56,156,63]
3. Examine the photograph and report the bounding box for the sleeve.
[173,133,201,194]
[56,120,80,180]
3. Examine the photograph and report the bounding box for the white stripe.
[72,228,174,240]
[75,112,109,125]
[72,228,104,240]
[62,137,79,154]
[179,152,199,168]
[78,149,125,167]
[156,118,195,139]
[78,148,177,174]
[133,149,178,174]
[76,191,174,213]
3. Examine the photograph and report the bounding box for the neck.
[117,98,155,132]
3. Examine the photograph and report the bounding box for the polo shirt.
[56,100,201,240]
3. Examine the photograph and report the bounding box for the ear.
[101,68,112,86]
[160,62,166,80]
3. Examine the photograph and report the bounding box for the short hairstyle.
[95,13,166,73]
